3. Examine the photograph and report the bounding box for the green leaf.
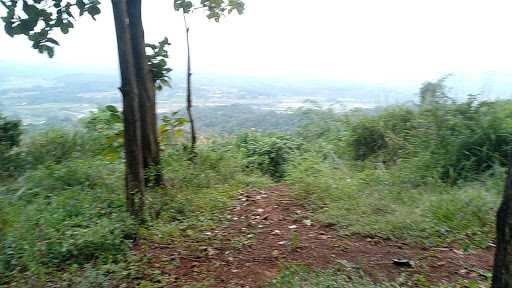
[175,129,185,137]
[17,18,39,35]
[175,0,193,13]
[22,1,40,19]
[46,37,60,46]
[4,23,14,37]
[76,0,86,11]
[87,5,101,19]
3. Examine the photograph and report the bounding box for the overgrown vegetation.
[267,264,486,288]
[1,86,508,285]
[237,132,302,181]
[0,110,269,287]
[267,264,402,288]
[0,114,22,177]
[286,98,512,248]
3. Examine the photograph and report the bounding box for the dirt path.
[140,186,494,287]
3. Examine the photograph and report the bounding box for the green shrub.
[345,115,388,161]
[1,194,133,279]
[0,114,22,176]
[0,114,22,149]
[409,100,512,183]
[237,132,302,181]
[81,105,124,160]
[343,106,417,163]
[13,128,105,173]
[339,100,512,184]
[0,156,132,283]
[16,158,121,201]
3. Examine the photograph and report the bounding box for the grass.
[286,153,502,248]
[0,128,271,287]
[1,99,507,286]
[267,264,401,288]
[266,264,487,288]
[142,141,271,243]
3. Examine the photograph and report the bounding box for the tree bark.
[184,15,197,157]
[111,0,145,220]
[492,160,512,287]
[127,0,163,186]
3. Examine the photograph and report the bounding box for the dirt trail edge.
[138,185,494,287]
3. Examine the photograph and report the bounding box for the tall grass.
[285,99,512,248]
[0,122,270,286]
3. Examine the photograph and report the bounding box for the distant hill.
[2,61,512,128]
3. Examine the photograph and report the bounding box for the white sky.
[2,0,512,84]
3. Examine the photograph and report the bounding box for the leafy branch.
[145,37,172,91]
[0,0,101,57]
[174,0,245,21]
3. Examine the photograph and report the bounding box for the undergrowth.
[0,95,508,286]
[266,264,487,288]
[286,153,501,247]
[0,110,270,287]
[285,99,512,248]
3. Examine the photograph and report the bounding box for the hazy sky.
[1,0,512,84]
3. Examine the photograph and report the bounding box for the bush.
[16,158,121,201]
[0,114,22,149]
[345,115,388,161]
[410,100,512,183]
[12,128,105,173]
[0,152,131,284]
[342,106,417,163]
[0,114,22,176]
[339,100,512,184]
[237,132,302,181]
[2,126,123,281]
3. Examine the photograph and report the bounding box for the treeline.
[187,104,337,135]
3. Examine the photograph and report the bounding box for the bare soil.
[138,185,494,287]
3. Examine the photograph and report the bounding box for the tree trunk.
[111,0,145,220]
[184,15,197,157]
[492,161,512,287]
[127,0,163,186]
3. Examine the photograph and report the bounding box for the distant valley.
[2,61,512,133]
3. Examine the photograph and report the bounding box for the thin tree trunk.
[127,0,163,186]
[492,159,512,287]
[111,0,145,220]
[184,14,197,156]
